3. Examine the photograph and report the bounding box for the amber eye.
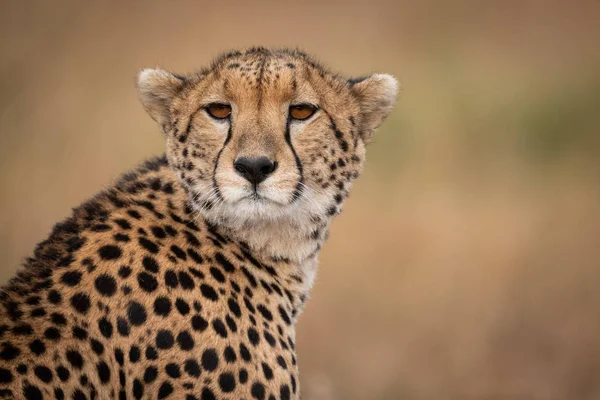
[289,104,317,121]
[205,103,231,120]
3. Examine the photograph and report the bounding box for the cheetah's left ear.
[137,68,186,129]
[350,74,398,143]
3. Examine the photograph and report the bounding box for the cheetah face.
[137,49,397,227]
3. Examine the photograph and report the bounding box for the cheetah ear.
[350,73,398,143]
[137,68,186,128]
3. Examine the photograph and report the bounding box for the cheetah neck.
[200,211,329,315]
[204,213,329,265]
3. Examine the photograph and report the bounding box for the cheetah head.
[137,48,397,252]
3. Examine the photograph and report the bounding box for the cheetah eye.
[205,103,231,120]
[289,104,317,121]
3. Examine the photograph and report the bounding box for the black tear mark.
[211,123,233,201]
[285,115,304,203]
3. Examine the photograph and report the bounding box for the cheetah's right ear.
[137,68,186,128]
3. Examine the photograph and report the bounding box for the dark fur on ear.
[350,74,398,142]
[137,68,186,128]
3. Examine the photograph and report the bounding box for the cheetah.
[0,47,397,400]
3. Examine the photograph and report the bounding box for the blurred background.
[1,1,600,399]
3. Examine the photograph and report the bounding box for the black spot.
[264,331,276,347]
[143,366,158,383]
[209,267,225,283]
[175,298,190,315]
[225,315,237,332]
[143,256,160,273]
[44,327,61,340]
[73,389,87,400]
[114,219,132,229]
[97,361,110,383]
[49,313,67,327]
[191,315,208,331]
[251,382,266,400]
[176,330,195,351]
[98,317,113,338]
[60,270,82,286]
[189,268,205,279]
[98,245,122,260]
[188,248,203,263]
[56,366,70,381]
[184,231,201,247]
[72,326,88,340]
[66,350,84,369]
[91,339,104,355]
[29,339,45,356]
[17,364,27,375]
[279,305,292,325]
[239,343,252,362]
[184,359,201,377]
[257,305,273,321]
[165,363,180,378]
[133,379,144,399]
[48,290,62,305]
[228,298,242,318]
[23,384,43,400]
[212,318,228,338]
[200,284,218,301]
[117,317,130,336]
[95,274,117,297]
[201,348,219,372]
[218,372,236,393]
[13,323,34,335]
[154,297,171,317]
[201,388,216,400]
[224,346,237,363]
[158,382,173,399]
[127,301,147,326]
[241,267,258,287]
[164,270,178,288]
[129,345,141,363]
[138,237,159,254]
[55,388,65,400]
[116,266,131,279]
[138,272,158,292]
[178,271,195,290]
[215,253,235,272]
[170,245,187,260]
[70,293,91,314]
[127,209,142,219]
[151,226,166,239]
[239,368,248,384]
[280,384,291,400]
[34,365,53,383]
[114,233,130,242]
[248,327,260,346]
[156,330,174,349]
[0,367,13,384]
[114,348,124,366]
[145,346,158,360]
[262,362,273,380]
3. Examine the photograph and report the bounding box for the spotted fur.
[0,47,397,400]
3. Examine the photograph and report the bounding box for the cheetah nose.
[234,156,278,186]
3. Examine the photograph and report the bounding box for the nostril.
[234,163,248,174]
[260,161,277,175]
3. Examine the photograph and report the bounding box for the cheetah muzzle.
[0,47,397,400]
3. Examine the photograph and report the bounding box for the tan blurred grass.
[1,1,600,399]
